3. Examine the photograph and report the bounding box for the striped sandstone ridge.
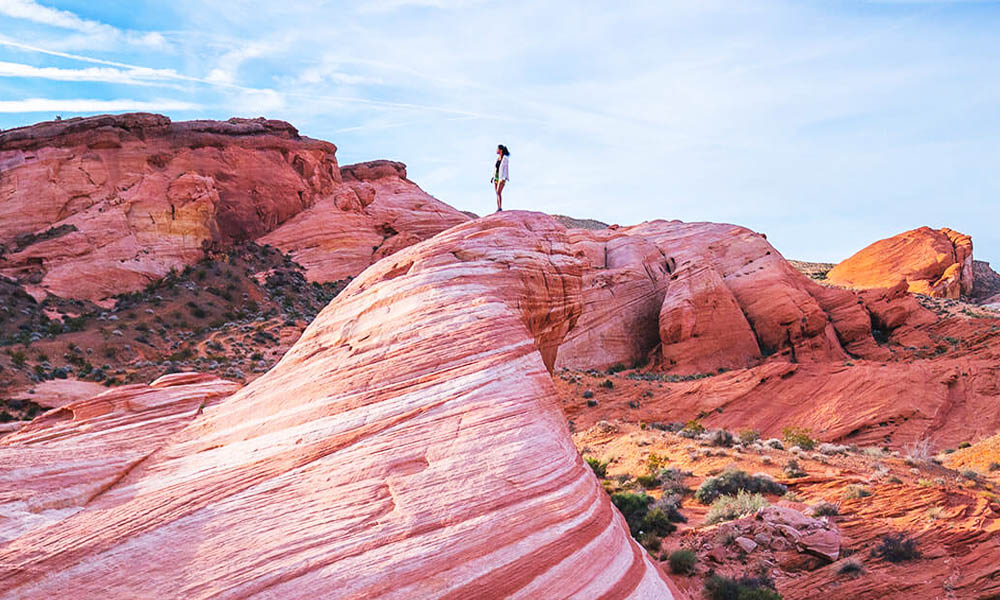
[0,212,675,599]
[0,113,468,301]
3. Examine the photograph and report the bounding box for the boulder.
[827,227,974,298]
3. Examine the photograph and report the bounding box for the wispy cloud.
[0,60,186,86]
[0,98,200,113]
[0,0,168,49]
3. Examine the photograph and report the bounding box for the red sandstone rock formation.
[556,220,887,374]
[260,159,469,282]
[0,212,675,599]
[827,226,974,298]
[0,114,468,301]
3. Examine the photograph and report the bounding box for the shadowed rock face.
[0,212,675,600]
[0,113,469,301]
[827,226,974,298]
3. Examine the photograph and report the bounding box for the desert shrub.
[809,501,840,517]
[696,469,787,504]
[650,494,686,524]
[837,559,864,576]
[843,485,872,500]
[873,533,921,563]
[958,441,971,449]
[703,572,781,600]
[638,531,661,552]
[818,443,848,455]
[989,462,1000,472]
[646,453,666,475]
[738,429,761,445]
[582,389,594,399]
[636,474,659,489]
[960,469,979,480]
[607,362,626,374]
[585,457,608,478]
[659,468,690,496]
[782,426,816,451]
[682,419,705,435]
[903,439,934,463]
[783,459,806,478]
[705,491,768,524]
[610,492,677,538]
[8,350,27,368]
[667,549,698,575]
[599,379,614,389]
[707,429,734,447]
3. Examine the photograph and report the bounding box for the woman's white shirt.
[498,155,509,181]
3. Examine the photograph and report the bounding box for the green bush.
[610,492,681,538]
[738,429,761,445]
[695,469,787,504]
[667,549,698,575]
[585,457,608,478]
[782,426,816,450]
[705,491,768,524]
[704,572,782,600]
[636,474,659,489]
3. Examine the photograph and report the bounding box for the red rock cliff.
[0,113,469,300]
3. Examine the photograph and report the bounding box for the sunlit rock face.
[827,226,974,298]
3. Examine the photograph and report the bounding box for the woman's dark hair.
[497,144,510,156]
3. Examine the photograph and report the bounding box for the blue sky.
[0,0,998,264]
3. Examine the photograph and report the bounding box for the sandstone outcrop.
[556,220,886,373]
[827,226,974,298]
[0,114,468,301]
[0,212,674,599]
[260,160,469,282]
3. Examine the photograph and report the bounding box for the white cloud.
[0,0,169,49]
[0,98,201,113]
[0,60,186,86]
[0,0,107,33]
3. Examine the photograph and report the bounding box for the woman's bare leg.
[496,180,506,211]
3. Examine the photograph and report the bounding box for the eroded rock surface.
[0,212,674,599]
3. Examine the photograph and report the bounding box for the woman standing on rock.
[492,144,510,211]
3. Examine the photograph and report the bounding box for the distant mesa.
[826,226,973,298]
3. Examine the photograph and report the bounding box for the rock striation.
[826,226,974,298]
[0,114,468,301]
[0,212,675,599]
